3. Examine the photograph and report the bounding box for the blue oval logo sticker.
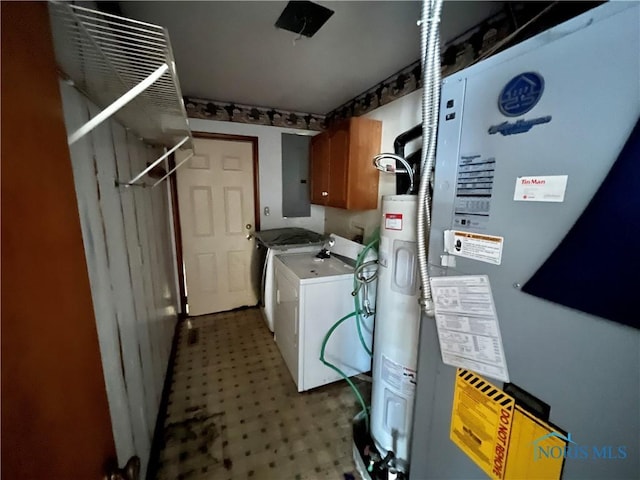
[498,72,545,117]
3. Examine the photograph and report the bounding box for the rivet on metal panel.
[513,282,521,289]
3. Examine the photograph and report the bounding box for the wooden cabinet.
[310,116,382,210]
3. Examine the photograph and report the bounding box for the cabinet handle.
[276,289,280,304]
[321,191,328,197]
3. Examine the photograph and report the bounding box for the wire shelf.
[49,1,193,150]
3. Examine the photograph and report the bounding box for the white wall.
[60,82,178,477]
[190,90,422,240]
[324,89,422,240]
[188,119,325,233]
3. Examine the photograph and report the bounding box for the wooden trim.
[167,154,187,317]
[145,319,182,480]
[192,131,261,231]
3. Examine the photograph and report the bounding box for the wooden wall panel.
[1,2,116,478]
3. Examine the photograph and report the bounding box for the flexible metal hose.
[417,0,443,317]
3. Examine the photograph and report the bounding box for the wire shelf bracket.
[153,152,194,188]
[125,135,190,186]
[68,63,169,145]
[49,0,194,186]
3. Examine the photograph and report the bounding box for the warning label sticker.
[451,369,515,480]
[384,213,403,231]
[444,230,504,265]
[381,354,416,396]
[505,406,566,479]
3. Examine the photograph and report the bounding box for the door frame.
[169,132,260,315]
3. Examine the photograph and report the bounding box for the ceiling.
[120,1,505,114]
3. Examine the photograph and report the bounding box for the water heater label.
[381,355,416,396]
[384,213,403,230]
[513,175,568,202]
[444,230,504,265]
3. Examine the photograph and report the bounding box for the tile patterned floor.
[157,307,370,480]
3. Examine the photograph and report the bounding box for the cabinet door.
[346,117,382,210]
[328,122,350,208]
[273,267,300,388]
[309,132,330,205]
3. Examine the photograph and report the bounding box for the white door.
[177,137,257,315]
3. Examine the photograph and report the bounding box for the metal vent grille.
[48,1,192,150]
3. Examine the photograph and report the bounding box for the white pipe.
[417,0,443,317]
[67,63,169,145]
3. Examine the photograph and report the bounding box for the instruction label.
[454,154,495,231]
[384,213,403,230]
[514,175,568,202]
[381,354,416,396]
[444,230,504,265]
[431,275,509,382]
[451,369,515,480]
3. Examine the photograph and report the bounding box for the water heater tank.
[370,195,420,472]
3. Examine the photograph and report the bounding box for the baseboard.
[145,316,182,480]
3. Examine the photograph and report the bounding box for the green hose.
[319,311,370,430]
[319,234,380,431]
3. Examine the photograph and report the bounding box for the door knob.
[105,456,140,480]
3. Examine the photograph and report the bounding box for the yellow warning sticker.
[450,369,515,480]
[504,405,566,479]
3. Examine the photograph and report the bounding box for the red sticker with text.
[385,213,403,230]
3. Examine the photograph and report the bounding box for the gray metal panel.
[282,133,311,217]
[412,4,640,479]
